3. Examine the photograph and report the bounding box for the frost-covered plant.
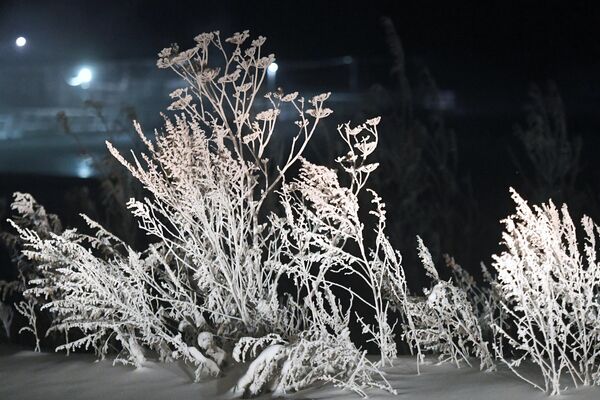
[1,193,63,296]
[234,328,394,398]
[229,115,402,396]
[444,255,505,339]
[106,31,335,339]
[395,237,492,372]
[275,116,402,367]
[232,282,395,398]
[11,214,225,376]
[492,188,600,395]
[0,192,64,350]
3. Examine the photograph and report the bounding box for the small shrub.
[492,188,600,395]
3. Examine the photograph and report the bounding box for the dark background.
[2,1,599,81]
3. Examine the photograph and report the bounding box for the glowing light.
[68,67,93,87]
[15,36,27,47]
[78,67,93,83]
[267,62,278,75]
[76,157,94,178]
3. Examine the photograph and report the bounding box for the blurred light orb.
[267,62,278,75]
[76,156,94,178]
[78,67,93,83]
[15,36,27,47]
[68,67,93,87]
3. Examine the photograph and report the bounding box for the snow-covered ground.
[1,344,599,399]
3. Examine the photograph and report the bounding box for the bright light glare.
[78,68,93,83]
[267,62,278,74]
[68,67,93,87]
[76,157,94,178]
[15,36,27,47]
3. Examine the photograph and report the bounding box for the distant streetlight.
[15,36,27,47]
[267,62,278,91]
[267,62,279,75]
[76,156,94,178]
[78,67,93,83]
[68,66,93,88]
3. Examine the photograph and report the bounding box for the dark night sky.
[1,0,600,81]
